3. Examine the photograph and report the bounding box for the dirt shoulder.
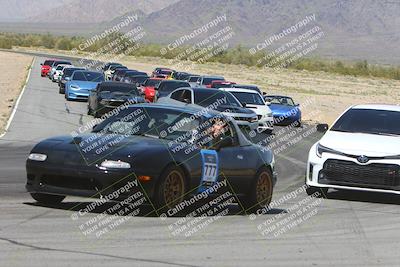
[0,51,33,133]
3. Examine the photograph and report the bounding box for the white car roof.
[352,104,400,112]
[222,87,261,94]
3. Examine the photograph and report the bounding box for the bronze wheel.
[155,166,187,213]
[241,167,274,213]
[163,170,185,208]
[255,171,273,206]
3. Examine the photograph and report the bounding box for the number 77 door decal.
[199,149,219,192]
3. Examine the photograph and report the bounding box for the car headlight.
[316,143,342,158]
[250,116,258,123]
[100,160,131,169]
[28,153,47,161]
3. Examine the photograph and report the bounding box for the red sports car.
[140,78,163,102]
[40,59,56,77]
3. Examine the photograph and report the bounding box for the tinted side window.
[170,90,183,101]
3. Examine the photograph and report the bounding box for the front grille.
[41,175,101,191]
[321,159,400,189]
[233,116,256,122]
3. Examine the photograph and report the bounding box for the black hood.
[32,134,169,166]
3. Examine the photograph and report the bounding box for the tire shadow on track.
[23,201,287,218]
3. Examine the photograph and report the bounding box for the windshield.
[231,92,264,105]
[266,96,295,106]
[194,90,241,107]
[331,108,400,136]
[63,68,84,77]
[131,76,149,84]
[212,83,233,88]
[92,107,201,140]
[158,81,190,93]
[116,70,128,76]
[159,70,172,75]
[202,77,224,85]
[143,79,161,87]
[43,60,54,66]
[54,61,71,66]
[125,72,147,77]
[72,71,104,82]
[189,76,199,82]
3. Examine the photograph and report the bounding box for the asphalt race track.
[0,55,400,266]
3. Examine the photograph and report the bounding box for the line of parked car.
[40,59,302,133]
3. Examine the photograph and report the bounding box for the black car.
[102,62,122,72]
[123,75,150,86]
[121,71,148,83]
[109,66,128,80]
[162,87,258,131]
[113,69,134,82]
[87,81,145,118]
[26,103,276,212]
[58,67,85,94]
[172,72,192,80]
[156,80,190,99]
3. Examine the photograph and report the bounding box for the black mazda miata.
[26,103,276,212]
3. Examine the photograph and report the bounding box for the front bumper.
[257,117,274,131]
[26,160,158,200]
[67,88,93,100]
[306,144,400,194]
[41,69,49,77]
[273,115,300,126]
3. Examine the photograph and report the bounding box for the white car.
[306,104,400,196]
[222,88,274,132]
[52,64,71,82]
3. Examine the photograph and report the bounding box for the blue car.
[65,70,105,101]
[264,95,302,126]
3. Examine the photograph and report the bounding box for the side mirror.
[183,98,191,104]
[65,77,71,81]
[316,123,329,133]
[295,103,300,107]
[241,102,247,107]
[40,63,43,66]
[266,101,271,106]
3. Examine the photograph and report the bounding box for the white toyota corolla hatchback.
[306,104,400,196]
